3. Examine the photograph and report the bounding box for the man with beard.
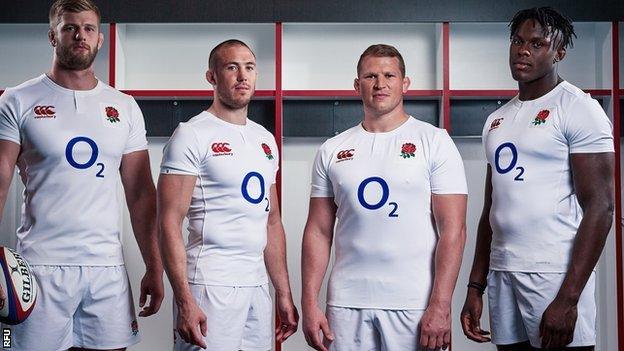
[0,0,164,350]
[301,44,467,351]
[460,7,614,351]
[158,39,298,350]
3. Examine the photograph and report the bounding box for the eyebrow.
[223,61,256,66]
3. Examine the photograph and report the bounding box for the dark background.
[2,0,623,23]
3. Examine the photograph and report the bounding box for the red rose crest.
[532,109,550,126]
[105,106,120,123]
[400,142,416,158]
[261,143,274,160]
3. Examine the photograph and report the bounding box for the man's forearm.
[467,217,493,286]
[264,221,292,297]
[301,230,332,307]
[160,223,194,305]
[429,226,466,306]
[128,191,162,270]
[558,202,613,303]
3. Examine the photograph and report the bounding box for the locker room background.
[0,2,623,350]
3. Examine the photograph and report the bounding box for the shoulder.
[485,97,516,124]
[556,81,596,108]
[247,119,276,140]
[2,75,47,100]
[318,124,361,154]
[402,117,450,143]
[170,113,210,141]
[99,83,139,106]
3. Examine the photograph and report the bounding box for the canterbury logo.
[336,149,355,162]
[33,105,55,118]
[211,142,232,153]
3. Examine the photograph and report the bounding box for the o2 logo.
[357,176,398,217]
[494,142,524,181]
[241,171,269,212]
[65,136,105,178]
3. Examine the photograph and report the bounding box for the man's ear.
[48,29,56,47]
[206,69,217,86]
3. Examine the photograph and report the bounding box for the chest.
[19,97,131,166]
[198,132,277,189]
[328,137,432,200]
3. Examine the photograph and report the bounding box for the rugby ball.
[0,247,37,325]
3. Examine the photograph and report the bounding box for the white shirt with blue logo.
[311,116,467,309]
[160,111,278,286]
[0,74,148,266]
[482,81,614,273]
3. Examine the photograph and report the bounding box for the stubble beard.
[56,44,98,71]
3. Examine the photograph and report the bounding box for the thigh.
[240,284,272,351]
[512,272,596,348]
[174,285,250,351]
[8,266,80,351]
[374,309,422,351]
[326,306,377,351]
[496,341,536,351]
[488,271,530,346]
[73,266,139,350]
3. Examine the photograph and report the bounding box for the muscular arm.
[0,141,19,302]
[540,152,614,348]
[420,193,467,350]
[301,197,336,351]
[157,173,207,348]
[0,141,19,220]
[263,184,298,342]
[120,150,164,316]
[461,165,493,342]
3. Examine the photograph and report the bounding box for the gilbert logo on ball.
[0,248,38,325]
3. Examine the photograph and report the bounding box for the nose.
[236,68,248,82]
[374,76,386,89]
[517,42,530,57]
[74,27,86,41]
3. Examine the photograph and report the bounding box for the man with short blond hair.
[0,0,164,350]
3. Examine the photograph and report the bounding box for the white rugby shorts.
[174,284,272,351]
[488,270,596,348]
[5,265,139,351]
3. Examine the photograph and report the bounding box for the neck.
[207,98,248,125]
[518,72,562,101]
[48,60,98,90]
[362,103,409,133]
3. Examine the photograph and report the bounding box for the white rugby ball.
[0,247,37,325]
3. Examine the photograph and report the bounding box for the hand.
[539,297,578,349]
[176,299,208,349]
[460,290,491,343]
[302,303,334,351]
[420,302,452,350]
[275,293,299,343]
[138,268,164,317]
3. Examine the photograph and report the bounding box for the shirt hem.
[327,301,427,310]
[28,261,125,267]
[188,280,269,287]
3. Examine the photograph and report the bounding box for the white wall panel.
[283,23,440,90]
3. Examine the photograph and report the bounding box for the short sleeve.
[430,130,468,194]
[123,98,148,154]
[269,137,279,184]
[160,123,202,176]
[0,90,22,145]
[563,97,614,154]
[310,145,334,197]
